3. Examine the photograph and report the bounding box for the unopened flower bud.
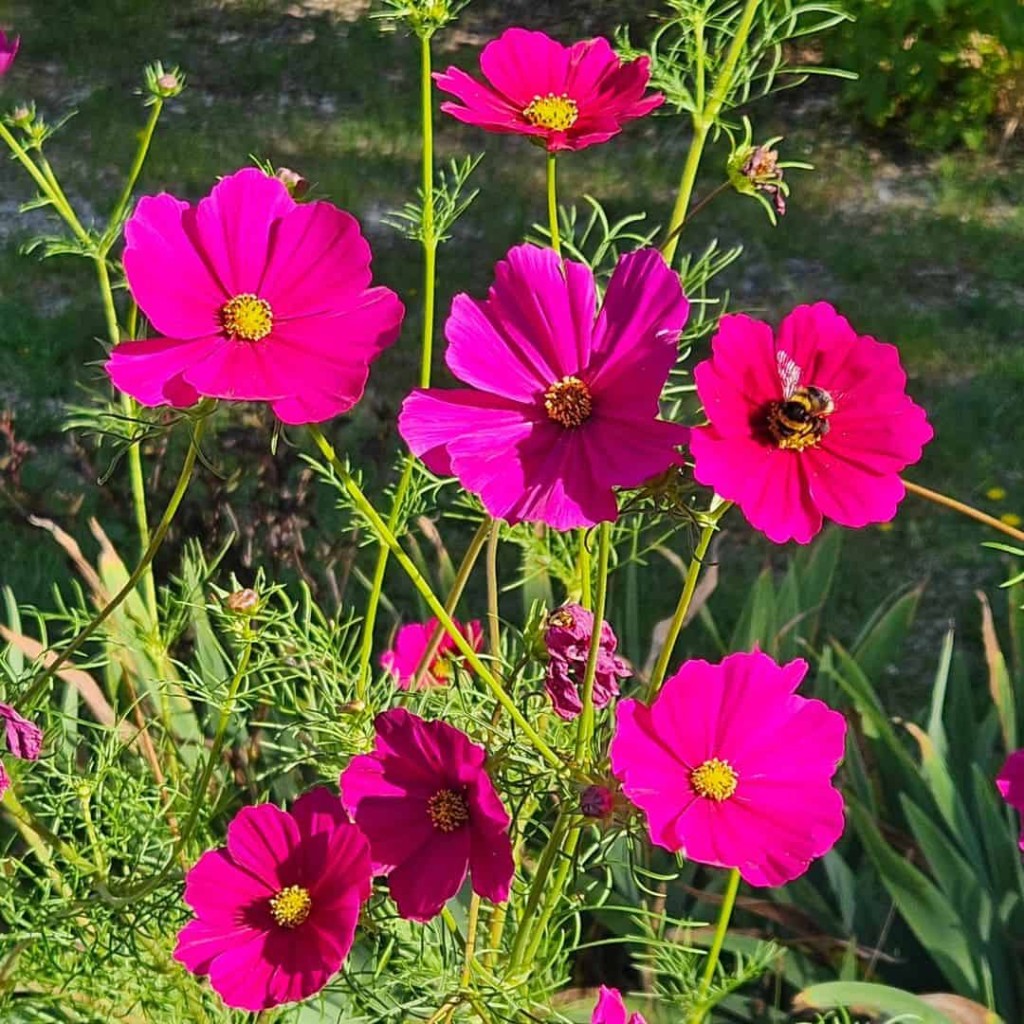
[145,63,184,101]
[225,588,259,615]
[275,166,310,199]
[580,784,615,819]
[10,102,33,129]
[338,699,366,716]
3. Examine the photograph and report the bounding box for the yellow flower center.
[690,758,739,802]
[544,375,593,429]
[765,385,834,451]
[269,884,312,928]
[220,293,274,342]
[427,788,470,833]
[523,92,579,131]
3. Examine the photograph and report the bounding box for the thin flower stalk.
[903,478,1024,544]
[575,521,611,765]
[308,424,563,772]
[546,151,561,256]
[687,868,742,1024]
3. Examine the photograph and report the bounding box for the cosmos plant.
[2,2,1023,1023]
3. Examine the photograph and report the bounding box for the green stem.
[646,503,729,700]
[522,823,580,967]
[546,151,561,256]
[578,531,592,609]
[486,520,501,663]
[411,518,492,686]
[661,0,762,266]
[687,868,742,1024]
[460,893,481,988]
[18,412,209,712]
[574,522,611,765]
[308,426,563,771]
[903,477,1024,544]
[420,32,437,388]
[106,98,163,242]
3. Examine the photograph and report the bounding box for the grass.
[1,0,1022,698]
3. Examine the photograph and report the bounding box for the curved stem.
[412,518,492,686]
[662,0,762,266]
[687,868,742,1024]
[575,522,611,765]
[106,98,163,242]
[546,151,561,256]
[646,503,729,700]
[308,426,563,771]
[19,412,208,711]
[903,478,1024,544]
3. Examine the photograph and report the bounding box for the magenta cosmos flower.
[399,245,689,529]
[381,616,483,690]
[174,788,372,1011]
[0,702,42,797]
[997,750,1024,851]
[105,167,404,425]
[340,708,514,922]
[610,651,847,887]
[0,31,19,76]
[435,28,662,153]
[593,986,647,1024]
[689,303,933,544]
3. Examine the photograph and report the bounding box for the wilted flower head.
[0,702,42,796]
[174,788,372,1011]
[592,986,647,1024]
[381,617,483,690]
[435,28,663,152]
[689,303,933,544]
[997,750,1024,851]
[544,603,631,720]
[580,784,615,820]
[341,708,514,922]
[224,588,259,615]
[105,167,404,424]
[275,166,310,199]
[611,651,847,886]
[0,30,19,77]
[739,143,786,215]
[399,245,689,529]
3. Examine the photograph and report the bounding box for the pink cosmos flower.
[592,986,647,1024]
[544,603,631,720]
[105,167,404,425]
[610,650,847,887]
[0,702,42,797]
[174,788,372,1011]
[340,708,514,922]
[689,303,933,544]
[399,245,689,529]
[435,28,663,153]
[0,31,19,77]
[381,616,484,690]
[997,750,1024,851]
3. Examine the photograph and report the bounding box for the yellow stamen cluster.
[269,884,312,928]
[544,375,593,429]
[220,293,274,342]
[427,788,470,833]
[690,757,739,802]
[523,93,579,132]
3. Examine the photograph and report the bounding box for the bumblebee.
[767,384,834,450]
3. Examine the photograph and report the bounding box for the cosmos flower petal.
[997,750,1024,851]
[174,917,264,978]
[182,848,272,923]
[479,28,570,103]
[592,985,648,1024]
[226,803,301,886]
[205,932,276,1011]
[381,617,483,689]
[387,829,471,922]
[104,336,210,408]
[804,447,907,528]
[0,31,19,76]
[1,703,42,760]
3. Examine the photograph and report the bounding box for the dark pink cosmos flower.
[340,708,514,922]
[544,603,631,720]
[997,750,1024,851]
[435,28,662,153]
[399,245,690,529]
[0,31,19,77]
[592,986,647,1024]
[0,702,42,797]
[174,788,372,1011]
[610,651,847,887]
[689,303,933,544]
[105,167,404,425]
[381,616,484,690]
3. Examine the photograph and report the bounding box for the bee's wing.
[776,350,801,399]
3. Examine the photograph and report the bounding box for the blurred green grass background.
[1,0,1022,700]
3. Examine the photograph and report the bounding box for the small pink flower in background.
[105,167,404,425]
[0,31,19,77]
[381,616,483,690]
[544,604,631,720]
[340,708,514,922]
[997,750,1024,851]
[689,303,933,544]
[0,702,42,797]
[610,650,847,887]
[435,28,662,153]
[592,985,647,1024]
[174,788,372,1011]
[399,245,689,530]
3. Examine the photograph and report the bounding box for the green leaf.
[795,980,969,1024]
[851,584,923,683]
[978,592,1017,752]
[925,626,954,758]
[729,567,776,653]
